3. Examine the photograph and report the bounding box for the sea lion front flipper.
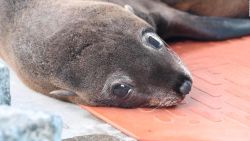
[148,3,250,41]
[49,90,78,103]
[49,90,77,97]
[48,89,82,104]
[124,5,135,14]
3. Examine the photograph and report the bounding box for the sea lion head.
[49,3,192,108]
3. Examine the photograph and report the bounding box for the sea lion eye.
[112,84,132,98]
[142,32,164,49]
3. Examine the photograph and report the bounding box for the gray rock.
[0,106,63,141]
[0,61,10,105]
[63,135,120,141]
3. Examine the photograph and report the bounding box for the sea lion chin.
[0,0,194,108]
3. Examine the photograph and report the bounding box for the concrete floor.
[8,67,135,141]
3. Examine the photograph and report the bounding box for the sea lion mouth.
[143,96,184,108]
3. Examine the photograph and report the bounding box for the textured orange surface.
[81,36,250,141]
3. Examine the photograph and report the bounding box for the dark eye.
[142,32,164,49]
[112,84,132,98]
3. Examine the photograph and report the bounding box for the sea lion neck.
[4,0,38,9]
[0,0,12,38]
[0,0,36,38]
[2,0,38,19]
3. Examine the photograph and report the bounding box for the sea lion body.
[0,0,250,108]
[163,0,249,18]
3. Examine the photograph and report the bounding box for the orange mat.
[81,36,250,141]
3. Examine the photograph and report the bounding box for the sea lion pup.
[0,0,250,108]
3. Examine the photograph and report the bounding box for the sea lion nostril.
[179,80,192,95]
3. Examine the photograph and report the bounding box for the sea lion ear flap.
[49,89,77,97]
[124,4,135,14]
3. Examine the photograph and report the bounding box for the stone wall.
[0,61,62,141]
[0,106,63,141]
[0,60,10,105]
